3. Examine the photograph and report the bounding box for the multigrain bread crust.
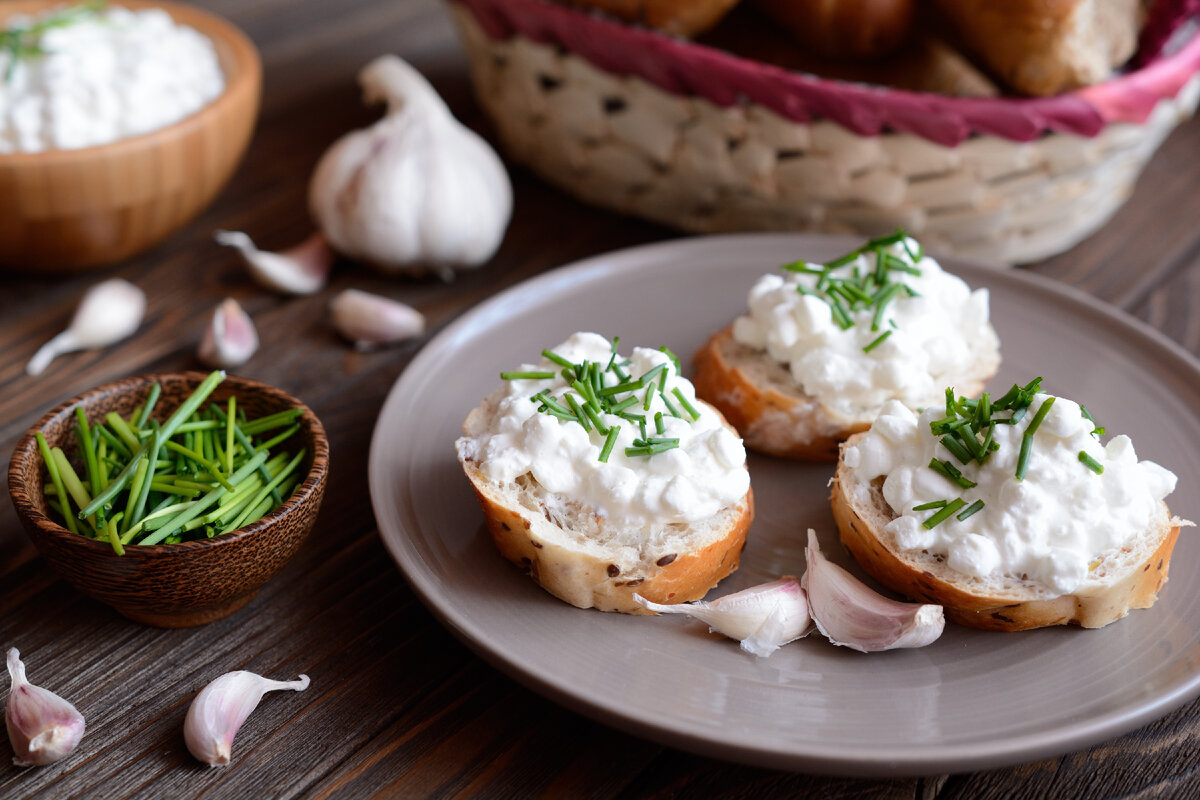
[458,400,753,614]
[692,326,999,461]
[830,433,1183,631]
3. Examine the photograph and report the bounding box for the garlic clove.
[308,55,512,277]
[5,648,85,767]
[634,576,812,657]
[26,279,146,376]
[214,230,334,296]
[198,298,259,368]
[184,670,310,767]
[329,289,425,351]
[802,529,944,652]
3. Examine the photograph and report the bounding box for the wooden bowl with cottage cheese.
[0,1,261,273]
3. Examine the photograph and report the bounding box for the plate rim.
[369,232,1200,776]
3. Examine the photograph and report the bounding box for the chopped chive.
[939,434,973,465]
[1015,397,1055,481]
[672,388,701,421]
[862,330,892,353]
[654,411,665,435]
[912,500,948,511]
[564,394,591,432]
[599,379,645,397]
[659,347,682,376]
[923,498,967,529]
[929,458,977,489]
[1078,451,1104,474]
[501,370,556,380]
[599,431,621,462]
[541,350,576,370]
[255,424,300,452]
[36,433,78,534]
[134,382,161,429]
[956,499,985,521]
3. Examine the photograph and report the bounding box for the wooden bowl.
[0,1,262,273]
[7,373,329,627]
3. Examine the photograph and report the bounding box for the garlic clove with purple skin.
[634,576,812,657]
[5,648,85,767]
[184,670,310,766]
[214,230,334,296]
[329,289,425,351]
[198,298,259,368]
[26,278,146,376]
[802,529,944,652]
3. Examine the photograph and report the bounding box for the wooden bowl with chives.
[7,372,329,627]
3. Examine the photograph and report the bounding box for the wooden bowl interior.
[0,1,262,273]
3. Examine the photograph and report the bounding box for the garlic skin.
[26,279,146,376]
[214,230,334,296]
[5,648,85,767]
[329,289,425,351]
[634,577,812,657]
[198,298,259,368]
[802,530,945,652]
[309,55,512,279]
[184,670,310,767]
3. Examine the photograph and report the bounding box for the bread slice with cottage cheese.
[457,399,753,614]
[830,431,1186,631]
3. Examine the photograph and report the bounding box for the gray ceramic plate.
[368,234,1200,777]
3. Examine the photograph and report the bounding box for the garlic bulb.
[634,577,812,658]
[802,530,944,652]
[309,54,512,279]
[184,670,310,766]
[5,648,85,767]
[26,279,146,376]
[214,230,334,296]
[198,298,259,368]
[329,289,425,350]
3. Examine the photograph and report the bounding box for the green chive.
[36,433,77,534]
[598,428,620,463]
[862,330,892,353]
[1078,451,1104,474]
[956,499,985,521]
[923,498,967,529]
[500,370,556,380]
[912,500,948,511]
[672,388,701,422]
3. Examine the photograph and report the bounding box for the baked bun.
[750,0,916,59]
[692,234,1000,461]
[558,0,743,36]
[456,333,754,613]
[927,0,1146,96]
[831,437,1183,630]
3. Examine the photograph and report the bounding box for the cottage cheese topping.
[731,237,998,418]
[459,333,749,526]
[0,5,225,153]
[844,395,1178,595]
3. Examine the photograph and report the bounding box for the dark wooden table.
[3,1,1200,796]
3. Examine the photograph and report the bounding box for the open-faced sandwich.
[831,379,1191,630]
[456,332,753,613]
[693,232,1001,460]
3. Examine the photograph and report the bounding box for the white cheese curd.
[460,333,750,526]
[844,392,1178,595]
[731,236,998,419]
[0,4,225,153]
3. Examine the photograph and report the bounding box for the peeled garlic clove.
[803,529,944,652]
[184,670,310,766]
[308,55,512,276]
[329,289,425,351]
[634,576,812,657]
[214,230,334,295]
[5,648,85,767]
[26,278,146,376]
[198,298,259,368]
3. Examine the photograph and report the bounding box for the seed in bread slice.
[693,326,999,461]
[457,402,753,614]
[830,432,1184,631]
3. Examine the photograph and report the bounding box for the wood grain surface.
[3,0,1200,797]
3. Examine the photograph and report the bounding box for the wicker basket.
[449,0,1200,264]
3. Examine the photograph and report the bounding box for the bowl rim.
[0,0,262,163]
[450,0,1200,146]
[7,371,329,557]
